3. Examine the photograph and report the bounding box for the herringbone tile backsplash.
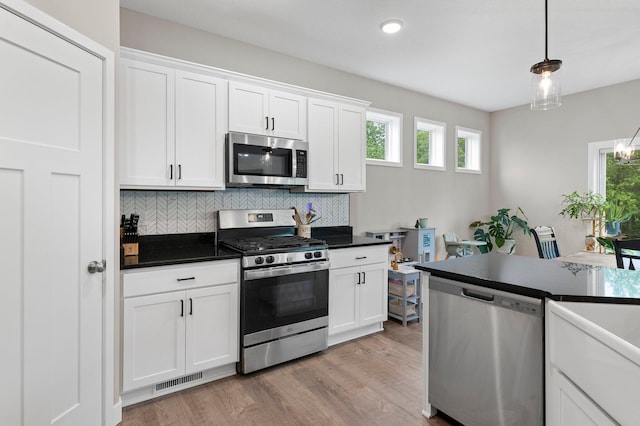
[120,189,349,235]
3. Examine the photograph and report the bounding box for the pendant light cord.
[544,0,549,61]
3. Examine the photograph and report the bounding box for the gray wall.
[26,0,119,53]
[120,8,492,260]
[491,79,640,257]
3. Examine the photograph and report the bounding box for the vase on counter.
[585,235,596,251]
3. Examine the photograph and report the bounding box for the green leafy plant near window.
[558,191,606,220]
[457,137,466,168]
[469,207,531,253]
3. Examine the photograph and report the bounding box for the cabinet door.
[328,266,360,335]
[307,98,339,191]
[549,368,616,426]
[122,292,186,392]
[337,104,366,192]
[228,81,269,136]
[358,263,388,326]
[120,58,175,186]
[175,71,227,188]
[269,89,306,139]
[185,284,239,373]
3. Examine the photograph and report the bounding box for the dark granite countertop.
[120,233,240,270]
[414,253,640,304]
[120,227,390,270]
[312,226,393,249]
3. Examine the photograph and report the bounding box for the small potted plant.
[469,207,531,254]
[559,191,606,250]
[604,198,636,236]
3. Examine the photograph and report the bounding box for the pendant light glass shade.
[530,0,562,110]
[530,59,562,110]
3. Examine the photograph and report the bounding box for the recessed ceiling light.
[380,19,403,34]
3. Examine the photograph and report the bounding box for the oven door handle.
[244,261,330,280]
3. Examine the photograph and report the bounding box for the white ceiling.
[120,0,640,112]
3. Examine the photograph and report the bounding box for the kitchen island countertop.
[414,253,640,304]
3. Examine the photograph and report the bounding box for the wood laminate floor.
[121,320,453,426]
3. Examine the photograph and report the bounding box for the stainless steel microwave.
[226,132,308,187]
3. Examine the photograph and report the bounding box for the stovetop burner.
[220,235,327,254]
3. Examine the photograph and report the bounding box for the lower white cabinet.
[548,367,615,426]
[328,245,388,345]
[121,260,239,398]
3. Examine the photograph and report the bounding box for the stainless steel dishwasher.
[429,276,544,426]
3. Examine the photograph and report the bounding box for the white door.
[122,292,186,392]
[185,284,239,373]
[120,58,175,186]
[328,266,360,335]
[0,4,103,426]
[307,99,339,191]
[337,104,366,192]
[269,89,306,140]
[175,71,226,189]
[228,81,269,136]
[358,264,387,326]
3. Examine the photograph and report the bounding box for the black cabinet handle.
[189,298,193,315]
[180,299,184,317]
[340,174,344,185]
[170,164,173,180]
[177,277,195,282]
[336,174,340,185]
[178,164,182,180]
[355,256,367,260]
[271,117,275,131]
[265,116,269,130]
[356,272,361,285]
[362,272,366,284]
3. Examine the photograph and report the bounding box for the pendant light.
[614,127,640,165]
[530,0,562,110]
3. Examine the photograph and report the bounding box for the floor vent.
[154,372,203,393]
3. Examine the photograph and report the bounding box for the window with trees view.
[589,140,640,238]
[455,126,481,173]
[366,108,402,167]
[414,117,445,170]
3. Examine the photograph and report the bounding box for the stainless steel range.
[217,209,329,374]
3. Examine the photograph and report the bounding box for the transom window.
[414,117,446,170]
[366,108,402,167]
[455,126,481,173]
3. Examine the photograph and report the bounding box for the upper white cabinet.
[120,56,227,189]
[228,81,306,140]
[306,98,366,192]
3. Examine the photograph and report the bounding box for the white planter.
[496,239,516,254]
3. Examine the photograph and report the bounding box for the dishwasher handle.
[461,288,495,302]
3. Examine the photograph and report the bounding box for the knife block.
[120,228,139,256]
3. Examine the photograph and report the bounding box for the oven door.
[241,261,329,342]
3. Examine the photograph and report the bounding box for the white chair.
[531,226,560,259]
[443,232,483,259]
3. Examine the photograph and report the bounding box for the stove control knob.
[305,252,313,259]
[266,255,275,264]
[313,251,323,258]
[254,257,264,265]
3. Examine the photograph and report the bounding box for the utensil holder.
[297,224,311,238]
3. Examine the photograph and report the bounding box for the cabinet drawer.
[123,259,239,298]
[329,246,388,269]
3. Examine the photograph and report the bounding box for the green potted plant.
[604,198,636,236]
[469,207,531,254]
[559,191,605,221]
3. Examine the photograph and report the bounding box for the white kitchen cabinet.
[546,300,640,425]
[548,367,616,426]
[328,246,388,345]
[120,57,227,189]
[121,260,239,403]
[305,98,366,192]
[228,81,306,140]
